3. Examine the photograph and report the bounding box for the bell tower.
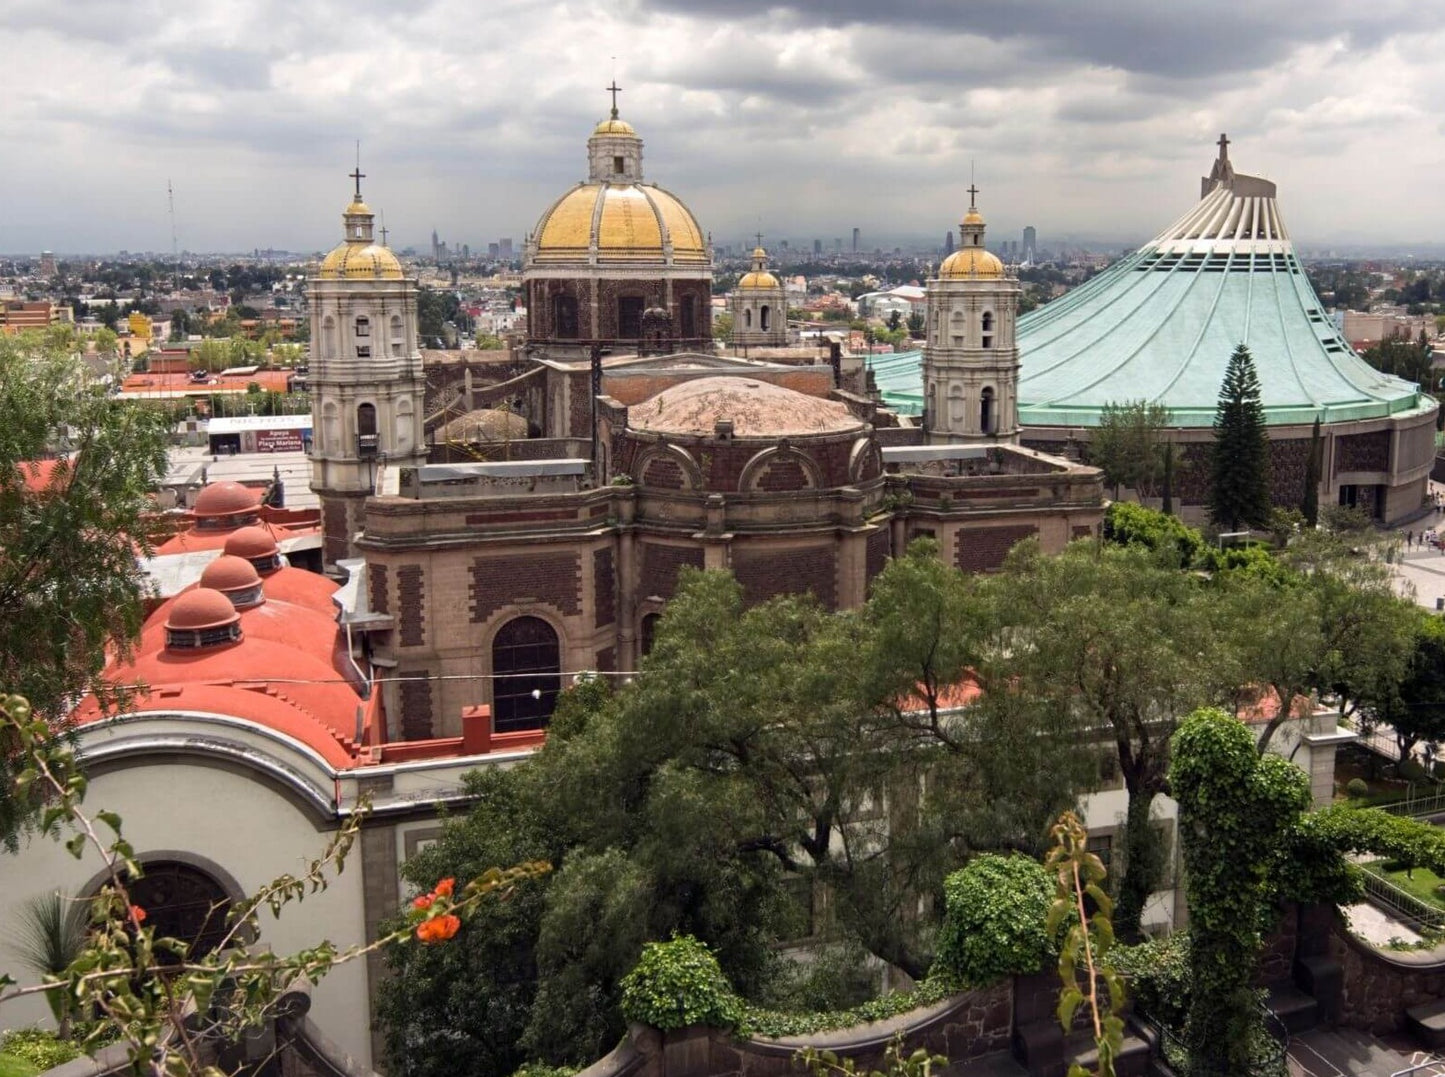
[308,169,428,565]
[921,185,1021,444]
[731,241,788,348]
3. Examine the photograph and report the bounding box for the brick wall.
[955,525,1037,572]
[398,671,434,740]
[640,543,704,600]
[1336,430,1390,474]
[470,553,582,623]
[1072,524,1094,541]
[733,544,837,609]
[322,499,350,564]
[865,528,891,583]
[641,455,688,489]
[369,562,389,615]
[749,455,814,492]
[398,565,425,647]
[594,548,616,628]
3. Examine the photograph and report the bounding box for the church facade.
[307,102,1106,744]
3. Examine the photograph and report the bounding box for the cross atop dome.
[1216,132,1230,163]
[350,165,365,201]
[607,79,622,119]
[967,182,979,209]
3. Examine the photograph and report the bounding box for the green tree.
[1090,401,1170,500]
[712,312,734,341]
[1208,344,1271,532]
[0,331,171,847]
[906,312,925,338]
[988,540,1232,938]
[1302,415,1322,526]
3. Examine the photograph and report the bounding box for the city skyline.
[4,0,1444,254]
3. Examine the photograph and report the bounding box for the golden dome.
[939,247,1005,280]
[318,243,405,279]
[737,270,780,290]
[752,246,766,258]
[593,118,637,136]
[532,182,708,265]
[962,208,985,226]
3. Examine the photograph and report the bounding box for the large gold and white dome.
[527,107,708,267]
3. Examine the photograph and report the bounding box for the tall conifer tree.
[1208,344,1271,531]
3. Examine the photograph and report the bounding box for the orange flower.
[412,893,434,911]
[433,877,455,898]
[129,905,147,925]
[416,914,460,944]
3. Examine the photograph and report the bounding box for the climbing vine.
[1168,707,1309,1075]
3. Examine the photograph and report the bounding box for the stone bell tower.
[308,168,428,565]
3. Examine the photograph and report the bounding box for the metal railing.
[1360,866,1445,934]
[1376,787,1445,819]
[1135,1002,1288,1077]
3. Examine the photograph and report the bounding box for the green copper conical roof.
[1015,137,1430,429]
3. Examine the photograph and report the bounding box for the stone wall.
[1327,912,1445,1034]
[576,984,1012,1077]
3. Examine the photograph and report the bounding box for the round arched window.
[124,861,233,962]
[491,616,561,732]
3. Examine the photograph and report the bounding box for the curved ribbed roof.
[1016,142,1429,428]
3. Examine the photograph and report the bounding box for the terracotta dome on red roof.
[225,526,281,560]
[193,481,261,518]
[166,588,242,632]
[200,555,264,598]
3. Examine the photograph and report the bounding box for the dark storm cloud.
[638,0,1432,79]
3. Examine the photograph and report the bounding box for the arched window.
[640,613,662,657]
[355,315,370,337]
[492,616,561,732]
[744,308,752,329]
[357,403,377,437]
[124,862,232,963]
[322,316,336,357]
[390,314,404,357]
[981,311,994,332]
[552,295,578,340]
[980,387,995,434]
[760,305,771,331]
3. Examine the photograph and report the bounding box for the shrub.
[1346,778,1369,799]
[1102,502,1205,568]
[1399,758,1428,783]
[931,854,1055,987]
[619,935,742,1032]
[0,1030,81,1072]
[1112,932,1192,1031]
[508,1066,578,1077]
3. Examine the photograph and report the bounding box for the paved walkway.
[1387,480,1445,611]
[1289,1027,1445,1075]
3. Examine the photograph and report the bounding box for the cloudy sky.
[3,0,1443,255]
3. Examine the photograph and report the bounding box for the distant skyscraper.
[462,244,470,260]
[488,242,500,259]
[431,229,440,261]
[813,238,822,254]
[39,251,56,277]
[944,231,955,254]
[852,227,859,252]
[499,238,513,258]
[1023,226,1037,262]
[781,239,789,250]
[834,238,842,251]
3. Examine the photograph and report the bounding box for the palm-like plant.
[6,891,90,1038]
